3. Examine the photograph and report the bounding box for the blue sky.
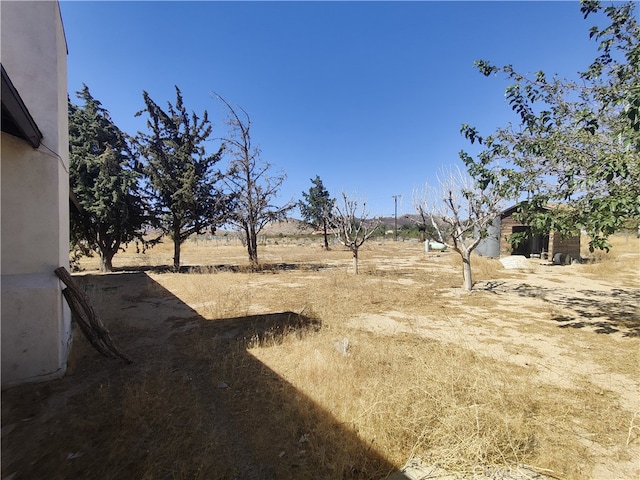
[61,1,606,218]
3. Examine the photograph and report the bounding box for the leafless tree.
[414,167,504,291]
[215,94,295,267]
[331,192,381,274]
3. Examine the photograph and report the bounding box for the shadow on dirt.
[1,271,406,480]
[550,288,640,337]
[109,262,332,274]
[479,282,640,337]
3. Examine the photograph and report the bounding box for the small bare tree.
[414,167,503,291]
[331,193,380,274]
[215,94,295,267]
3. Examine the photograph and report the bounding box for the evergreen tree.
[299,175,335,249]
[135,86,228,269]
[69,85,148,272]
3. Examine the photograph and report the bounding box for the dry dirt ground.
[2,238,639,479]
[350,259,639,479]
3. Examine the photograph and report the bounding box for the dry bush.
[441,252,506,285]
[468,254,506,281]
[578,233,640,286]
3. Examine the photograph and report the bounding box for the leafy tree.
[331,193,381,274]
[215,94,295,267]
[135,86,227,269]
[414,168,504,291]
[461,0,640,252]
[69,85,149,272]
[299,175,335,249]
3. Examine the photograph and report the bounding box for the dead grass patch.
[3,235,639,480]
[246,329,631,479]
[579,234,640,286]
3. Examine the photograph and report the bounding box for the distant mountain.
[260,214,424,235]
[378,214,422,227]
[260,218,314,235]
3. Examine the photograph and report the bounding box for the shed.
[498,204,581,259]
[476,204,581,260]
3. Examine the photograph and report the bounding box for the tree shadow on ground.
[550,288,640,336]
[479,281,640,337]
[1,271,407,480]
[110,262,333,274]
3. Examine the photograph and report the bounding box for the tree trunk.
[99,251,114,273]
[352,247,359,274]
[97,235,119,272]
[173,226,181,270]
[461,250,473,291]
[247,225,258,268]
[322,218,330,250]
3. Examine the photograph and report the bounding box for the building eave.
[1,64,43,148]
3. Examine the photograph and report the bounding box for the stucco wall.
[1,1,71,385]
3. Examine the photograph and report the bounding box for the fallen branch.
[54,267,132,363]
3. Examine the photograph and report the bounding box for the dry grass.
[578,233,640,287]
[244,329,631,479]
[3,234,639,479]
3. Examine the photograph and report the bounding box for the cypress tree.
[135,86,228,269]
[69,85,149,272]
[300,176,335,249]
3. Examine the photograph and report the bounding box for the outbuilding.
[476,204,581,260]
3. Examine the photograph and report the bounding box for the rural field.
[2,233,639,480]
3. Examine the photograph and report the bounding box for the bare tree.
[215,94,295,267]
[331,193,381,274]
[414,167,504,291]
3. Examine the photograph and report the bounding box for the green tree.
[135,86,227,269]
[461,0,640,252]
[299,175,335,249]
[216,94,295,268]
[69,85,149,272]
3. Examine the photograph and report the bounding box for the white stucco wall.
[1,1,71,385]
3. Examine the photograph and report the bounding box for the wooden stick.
[55,267,132,363]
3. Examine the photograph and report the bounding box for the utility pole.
[392,195,399,241]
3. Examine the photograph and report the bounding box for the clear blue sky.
[60,1,605,218]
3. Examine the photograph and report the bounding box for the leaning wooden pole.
[54,267,132,363]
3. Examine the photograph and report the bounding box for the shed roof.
[500,203,554,218]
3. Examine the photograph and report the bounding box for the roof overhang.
[500,202,552,218]
[1,64,42,148]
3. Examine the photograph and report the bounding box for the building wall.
[1,1,71,385]
[499,213,521,256]
[499,209,581,259]
[548,232,581,260]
